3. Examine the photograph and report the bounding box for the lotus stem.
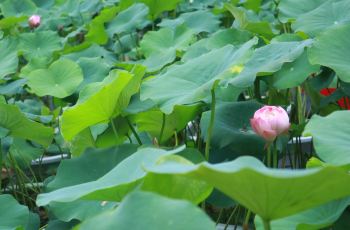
[205,87,216,161]
[273,140,278,168]
[159,113,166,144]
[126,118,142,145]
[263,219,271,230]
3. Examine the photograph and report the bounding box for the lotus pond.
[0,0,350,229]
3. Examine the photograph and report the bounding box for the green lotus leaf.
[303,111,350,165]
[132,104,202,143]
[19,31,62,60]
[0,15,27,29]
[0,39,18,79]
[61,66,145,141]
[45,145,137,222]
[308,24,350,83]
[0,0,36,17]
[37,146,211,207]
[36,147,185,206]
[0,103,53,146]
[182,28,253,61]
[107,3,150,36]
[200,101,265,155]
[76,57,111,92]
[273,51,320,89]
[9,138,44,167]
[62,44,116,65]
[255,197,350,230]
[74,191,216,230]
[47,145,138,191]
[147,156,350,220]
[278,0,328,23]
[292,0,350,37]
[158,10,220,33]
[26,59,83,98]
[229,39,313,87]
[141,38,258,114]
[0,79,26,96]
[225,4,275,39]
[120,0,182,20]
[85,6,119,45]
[0,194,39,230]
[140,25,195,71]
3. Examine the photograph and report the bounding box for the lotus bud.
[28,15,41,29]
[250,106,290,142]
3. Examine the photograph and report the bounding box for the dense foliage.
[0,0,349,229]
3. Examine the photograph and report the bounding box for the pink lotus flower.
[250,106,290,142]
[28,15,41,29]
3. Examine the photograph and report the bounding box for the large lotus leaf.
[200,101,265,154]
[0,39,18,79]
[48,200,116,223]
[278,0,328,23]
[69,128,95,157]
[273,51,320,89]
[47,144,138,191]
[60,67,145,141]
[0,103,53,146]
[45,145,137,222]
[85,6,119,45]
[132,104,202,143]
[107,3,150,36]
[308,24,350,83]
[292,0,350,37]
[0,15,27,29]
[0,194,39,230]
[26,59,83,98]
[19,57,50,79]
[62,44,116,65]
[141,153,212,204]
[147,156,350,220]
[225,4,275,39]
[19,31,62,60]
[229,39,312,87]
[0,79,26,96]
[243,0,262,12]
[32,0,55,9]
[76,57,111,91]
[141,38,258,114]
[9,138,44,167]
[255,197,350,230]
[75,191,216,230]
[158,10,220,33]
[140,25,195,71]
[0,0,36,17]
[36,147,185,206]
[120,0,182,20]
[303,111,350,165]
[182,28,253,61]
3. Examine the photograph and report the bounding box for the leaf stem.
[263,219,271,230]
[205,88,216,161]
[115,34,125,61]
[273,140,278,168]
[174,131,178,147]
[215,208,224,225]
[110,118,119,139]
[159,113,166,144]
[243,209,252,229]
[267,145,271,167]
[224,205,239,229]
[126,118,142,145]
